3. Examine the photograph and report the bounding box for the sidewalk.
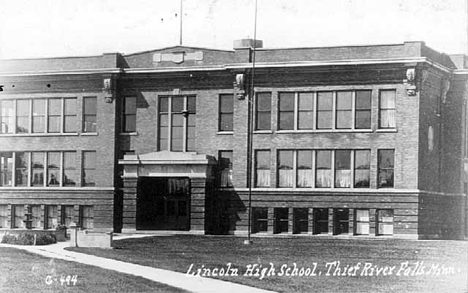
[0,236,277,293]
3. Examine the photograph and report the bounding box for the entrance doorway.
[137,177,190,230]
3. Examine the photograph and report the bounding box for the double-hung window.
[63,152,76,186]
[336,92,353,129]
[83,97,97,133]
[123,97,137,132]
[0,152,13,187]
[158,96,196,152]
[335,150,351,188]
[378,149,394,188]
[255,150,270,187]
[218,150,233,187]
[83,151,96,186]
[0,100,14,133]
[278,150,294,187]
[219,94,233,132]
[16,100,30,133]
[316,150,332,187]
[0,205,7,228]
[379,90,396,129]
[64,98,77,133]
[32,99,46,133]
[317,92,333,129]
[255,93,271,130]
[354,150,370,188]
[31,152,45,186]
[355,91,372,129]
[48,99,62,133]
[47,152,60,186]
[278,92,314,130]
[15,152,28,186]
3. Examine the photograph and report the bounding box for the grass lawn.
[69,235,468,293]
[0,247,189,293]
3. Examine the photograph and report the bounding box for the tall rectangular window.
[218,151,233,187]
[123,97,137,132]
[0,100,14,134]
[64,98,77,133]
[48,99,62,133]
[379,90,396,128]
[12,205,24,228]
[377,209,394,235]
[0,152,13,187]
[30,205,41,229]
[336,91,353,129]
[47,152,60,186]
[278,150,294,187]
[61,205,73,227]
[354,150,370,188]
[63,152,76,186]
[355,90,372,129]
[255,93,271,130]
[278,93,295,130]
[298,93,314,129]
[255,150,270,187]
[83,97,97,133]
[15,152,29,186]
[355,209,370,235]
[335,150,351,188]
[297,150,313,187]
[316,92,333,129]
[316,150,332,187]
[158,96,196,152]
[83,151,96,186]
[31,152,45,186]
[16,99,30,133]
[45,205,58,229]
[32,99,46,133]
[219,94,233,131]
[0,205,7,228]
[378,149,394,188]
[80,206,94,229]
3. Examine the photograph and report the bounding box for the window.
[378,149,394,188]
[255,150,270,187]
[333,208,349,235]
[0,205,8,228]
[80,206,94,229]
[255,93,271,130]
[0,152,13,186]
[15,152,29,186]
[123,97,137,132]
[355,209,369,235]
[30,205,41,229]
[335,150,351,188]
[31,152,45,186]
[48,99,61,133]
[219,94,233,131]
[278,92,314,130]
[64,98,77,133]
[218,151,233,187]
[252,207,268,233]
[313,208,328,234]
[355,90,371,129]
[379,90,396,128]
[317,92,333,129]
[63,152,76,186]
[83,97,97,132]
[377,209,394,235]
[16,100,30,133]
[45,205,58,229]
[32,99,46,133]
[47,152,60,186]
[61,205,73,227]
[354,150,370,188]
[158,96,196,152]
[12,205,24,228]
[278,150,294,187]
[297,150,313,187]
[83,151,96,186]
[293,208,308,234]
[316,150,332,188]
[336,91,352,129]
[0,100,14,133]
[274,208,289,234]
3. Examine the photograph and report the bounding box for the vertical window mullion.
[351,91,356,130]
[60,98,64,133]
[332,92,336,129]
[183,96,187,152]
[350,150,355,189]
[45,99,49,134]
[293,151,297,188]
[168,97,172,151]
[29,99,32,133]
[13,100,17,134]
[59,152,63,187]
[331,150,335,188]
[43,152,47,187]
[27,152,31,187]
[311,150,316,188]
[294,93,298,130]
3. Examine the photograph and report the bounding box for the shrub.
[1,233,57,245]
[35,233,56,245]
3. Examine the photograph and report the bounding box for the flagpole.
[179,0,183,45]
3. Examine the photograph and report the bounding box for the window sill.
[253,130,273,134]
[275,129,374,134]
[119,132,138,136]
[0,133,79,137]
[217,131,233,135]
[81,132,98,136]
[375,129,398,133]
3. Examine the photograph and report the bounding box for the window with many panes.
[255,150,270,187]
[158,96,196,152]
[219,94,233,132]
[0,152,13,187]
[83,151,96,186]
[255,93,271,130]
[123,97,137,132]
[378,149,394,188]
[80,206,94,229]
[218,151,233,187]
[379,90,396,129]
[278,92,314,130]
[83,97,97,133]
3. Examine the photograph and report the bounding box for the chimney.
[233,39,263,50]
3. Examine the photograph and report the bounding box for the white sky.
[0,0,466,59]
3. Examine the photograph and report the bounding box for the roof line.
[124,45,234,56]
